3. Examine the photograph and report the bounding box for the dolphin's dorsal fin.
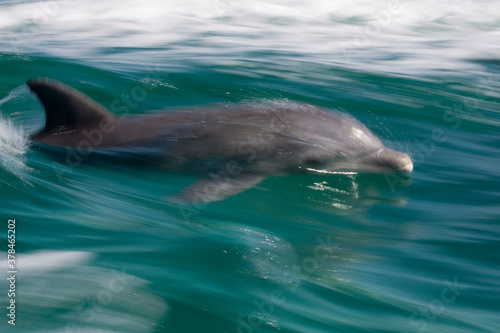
[27,78,114,139]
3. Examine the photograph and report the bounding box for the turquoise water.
[1,0,499,332]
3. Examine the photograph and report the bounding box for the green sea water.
[1,1,499,332]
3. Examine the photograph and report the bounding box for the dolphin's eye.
[305,155,321,166]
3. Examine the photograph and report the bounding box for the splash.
[0,89,33,188]
[306,168,357,175]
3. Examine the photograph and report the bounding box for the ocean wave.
[0,0,498,75]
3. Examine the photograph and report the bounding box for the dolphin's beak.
[321,148,414,174]
[375,148,413,174]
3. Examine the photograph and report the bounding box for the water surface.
[1,1,499,332]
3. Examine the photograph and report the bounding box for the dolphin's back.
[27,78,382,165]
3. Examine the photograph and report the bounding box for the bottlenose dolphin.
[27,78,412,203]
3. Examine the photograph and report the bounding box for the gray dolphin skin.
[27,78,412,203]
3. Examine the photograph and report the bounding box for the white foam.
[1,250,168,333]
[17,250,94,272]
[1,0,498,75]
[0,91,33,187]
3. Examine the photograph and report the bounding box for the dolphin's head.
[296,114,413,175]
